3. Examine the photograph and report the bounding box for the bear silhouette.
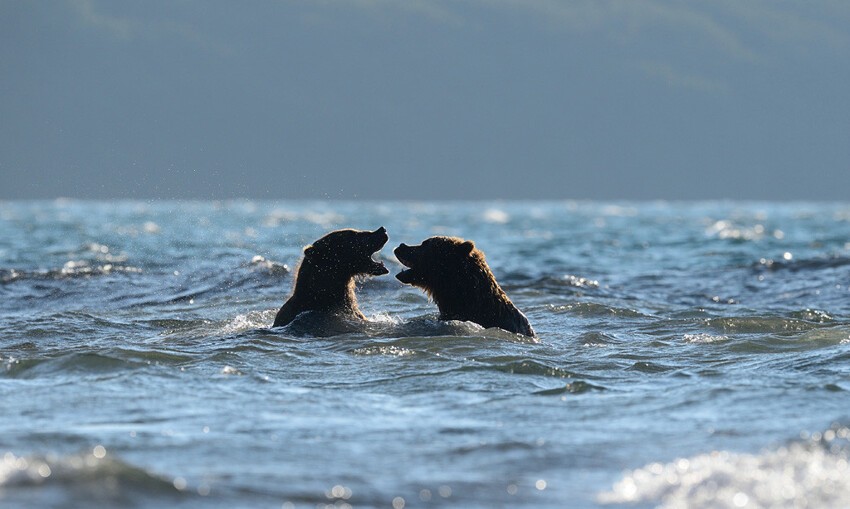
[273,227,389,328]
[395,236,534,337]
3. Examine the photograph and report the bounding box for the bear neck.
[290,257,358,313]
[432,260,514,325]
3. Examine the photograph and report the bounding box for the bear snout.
[394,244,416,267]
[367,226,389,251]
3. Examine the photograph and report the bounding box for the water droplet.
[173,477,187,490]
[733,492,749,507]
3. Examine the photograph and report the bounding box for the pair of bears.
[272,227,535,337]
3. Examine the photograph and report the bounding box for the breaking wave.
[599,424,850,509]
[0,449,187,507]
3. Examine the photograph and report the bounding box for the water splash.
[599,425,850,509]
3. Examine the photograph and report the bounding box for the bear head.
[394,235,535,337]
[304,226,390,278]
[394,236,478,294]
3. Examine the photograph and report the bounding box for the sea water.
[1,200,850,509]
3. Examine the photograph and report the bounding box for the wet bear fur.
[394,236,535,337]
[273,227,389,328]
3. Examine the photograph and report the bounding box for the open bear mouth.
[393,243,416,268]
[393,244,419,283]
[395,267,416,284]
[365,227,389,276]
[395,253,413,268]
[368,252,389,275]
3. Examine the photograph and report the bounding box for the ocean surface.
[2,200,850,509]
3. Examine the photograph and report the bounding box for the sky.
[1,0,849,201]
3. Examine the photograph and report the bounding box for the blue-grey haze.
[1,1,849,200]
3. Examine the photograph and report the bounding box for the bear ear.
[304,245,316,258]
[460,240,475,255]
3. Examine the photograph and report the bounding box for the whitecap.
[599,427,850,509]
[220,365,242,375]
[351,345,416,357]
[248,255,290,276]
[482,208,510,224]
[219,310,276,334]
[142,221,160,234]
[683,333,728,344]
[366,312,404,326]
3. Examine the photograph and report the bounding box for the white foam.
[351,345,416,357]
[599,430,850,509]
[683,333,728,344]
[220,365,242,375]
[142,221,160,234]
[482,208,510,224]
[219,310,276,334]
[367,312,403,326]
[248,255,289,275]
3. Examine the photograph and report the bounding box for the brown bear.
[394,236,535,337]
[273,227,389,328]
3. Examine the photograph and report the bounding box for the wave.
[0,311,129,338]
[245,255,290,276]
[0,449,185,506]
[1,341,197,380]
[548,302,649,319]
[706,219,783,241]
[0,242,139,284]
[532,380,605,395]
[598,424,850,509]
[460,359,579,378]
[497,274,606,299]
[375,317,529,341]
[268,312,534,342]
[682,333,729,344]
[1,253,289,315]
[135,256,290,306]
[702,315,825,334]
[697,319,850,353]
[0,263,142,283]
[753,254,850,273]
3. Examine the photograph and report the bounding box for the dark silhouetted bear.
[394,236,535,337]
[273,227,389,328]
